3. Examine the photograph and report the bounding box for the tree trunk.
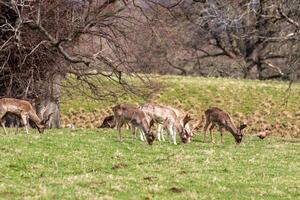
[36,73,64,128]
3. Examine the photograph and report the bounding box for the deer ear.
[239,124,247,130]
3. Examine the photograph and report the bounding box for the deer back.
[0,98,33,115]
[113,104,151,131]
[141,103,177,124]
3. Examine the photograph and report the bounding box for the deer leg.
[131,124,136,141]
[21,115,29,134]
[0,119,7,135]
[160,122,168,142]
[171,124,177,145]
[203,121,210,142]
[139,128,146,141]
[161,127,166,142]
[157,124,162,141]
[116,121,123,142]
[0,113,7,135]
[209,124,215,143]
[166,124,173,144]
[219,127,224,144]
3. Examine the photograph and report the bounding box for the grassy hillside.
[1,76,300,199]
[61,76,300,137]
[0,129,299,199]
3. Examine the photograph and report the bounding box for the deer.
[98,115,115,128]
[112,104,155,145]
[98,114,130,130]
[139,103,191,144]
[0,98,53,134]
[166,106,193,136]
[203,107,247,144]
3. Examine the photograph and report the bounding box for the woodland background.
[0,0,299,128]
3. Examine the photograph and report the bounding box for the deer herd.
[0,97,248,145]
[104,103,247,145]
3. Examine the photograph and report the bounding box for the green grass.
[0,129,299,199]
[1,76,299,199]
[60,76,300,115]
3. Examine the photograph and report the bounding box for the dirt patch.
[170,187,185,193]
[143,176,157,181]
[112,163,128,170]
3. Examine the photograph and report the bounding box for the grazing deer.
[112,104,155,145]
[166,106,193,136]
[98,115,130,130]
[203,107,247,144]
[140,103,191,144]
[0,98,53,134]
[98,115,115,128]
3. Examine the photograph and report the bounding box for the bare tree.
[184,0,300,79]
[0,0,160,127]
[132,0,300,79]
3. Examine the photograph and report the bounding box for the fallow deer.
[203,107,247,144]
[140,103,191,144]
[166,106,193,136]
[112,104,155,145]
[0,98,53,134]
[98,115,115,128]
[98,115,130,130]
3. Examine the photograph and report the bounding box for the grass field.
[1,76,300,199]
[0,129,299,199]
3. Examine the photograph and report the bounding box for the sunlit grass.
[0,129,299,199]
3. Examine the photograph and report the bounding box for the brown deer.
[112,104,155,145]
[203,107,247,144]
[0,98,53,134]
[98,115,115,128]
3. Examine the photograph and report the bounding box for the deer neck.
[224,120,239,136]
[28,111,44,128]
[140,119,150,133]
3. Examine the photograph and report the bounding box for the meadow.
[0,76,300,199]
[0,129,299,199]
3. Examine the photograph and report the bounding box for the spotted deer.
[112,104,155,145]
[166,106,193,136]
[203,107,247,144]
[140,103,191,144]
[0,98,53,134]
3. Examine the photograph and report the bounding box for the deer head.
[145,131,155,145]
[144,119,155,145]
[180,114,192,143]
[99,115,115,128]
[177,123,191,144]
[36,112,54,133]
[233,124,247,144]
